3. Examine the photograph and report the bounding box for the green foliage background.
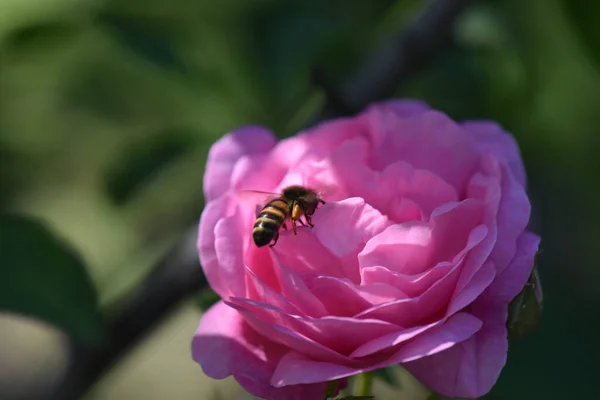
[1,0,598,398]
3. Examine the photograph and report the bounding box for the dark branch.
[311,0,476,123]
[51,1,477,398]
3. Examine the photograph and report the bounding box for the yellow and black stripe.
[252,198,290,247]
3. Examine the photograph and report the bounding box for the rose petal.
[490,165,532,276]
[365,109,480,190]
[387,312,482,362]
[311,198,390,280]
[380,161,458,219]
[349,320,442,358]
[376,99,432,117]
[359,200,485,276]
[447,261,496,315]
[273,225,345,278]
[198,198,245,298]
[272,256,329,318]
[360,263,453,298]
[231,153,285,193]
[485,231,540,303]
[355,264,461,326]
[271,312,481,386]
[203,125,276,202]
[404,304,506,398]
[463,121,527,187]
[192,301,328,400]
[224,300,351,364]
[245,266,302,315]
[390,197,423,222]
[213,208,246,297]
[449,170,500,301]
[228,297,401,356]
[307,276,403,317]
[268,117,368,174]
[271,351,362,388]
[358,221,433,276]
[358,100,431,150]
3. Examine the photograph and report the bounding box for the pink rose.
[192,100,540,399]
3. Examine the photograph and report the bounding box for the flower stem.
[357,372,375,397]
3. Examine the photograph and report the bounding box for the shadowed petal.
[192,301,329,400]
[228,297,401,356]
[485,231,540,303]
[224,300,352,364]
[365,109,480,190]
[198,200,244,298]
[462,121,527,186]
[404,304,506,398]
[271,313,481,387]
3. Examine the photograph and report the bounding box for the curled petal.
[271,312,481,387]
[197,199,237,298]
[272,258,329,318]
[203,126,276,202]
[485,231,541,303]
[311,198,391,280]
[307,275,407,317]
[213,208,246,297]
[404,304,506,398]
[365,109,480,190]
[228,296,401,356]
[463,121,527,187]
[224,300,352,364]
[192,301,328,399]
[489,165,532,276]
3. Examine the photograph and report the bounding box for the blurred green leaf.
[373,366,399,388]
[103,128,195,205]
[563,0,600,69]
[3,21,82,53]
[96,11,187,72]
[194,287,221,312]
[324,379,341,399]
[249,1,375,105]
[0,215,105,345]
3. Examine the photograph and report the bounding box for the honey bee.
[246,185,326,248]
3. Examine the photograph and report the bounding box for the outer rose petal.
[404,234,539,398]
[197,199,235,298]
[404,304,508,399]
[271,312,481,386]
[364,108,480,190]
[489,165,532,276]
[462,121,527,187]
[373,99,431,117]
[203,125,276,202]
[485,231,541,303]
[192,301,328,399]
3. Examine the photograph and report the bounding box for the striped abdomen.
[252,198,290,247]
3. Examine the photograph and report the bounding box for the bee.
[247,185,326,248]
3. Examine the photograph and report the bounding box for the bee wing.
[236,189,281,201]
[235,189,282,212]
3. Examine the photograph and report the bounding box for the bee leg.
[298,219,307,227]
[292,219,298,236]
[319,199,326,205]
[281,222,288,231]
[269,231,280,247]
[304,213,314,228]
